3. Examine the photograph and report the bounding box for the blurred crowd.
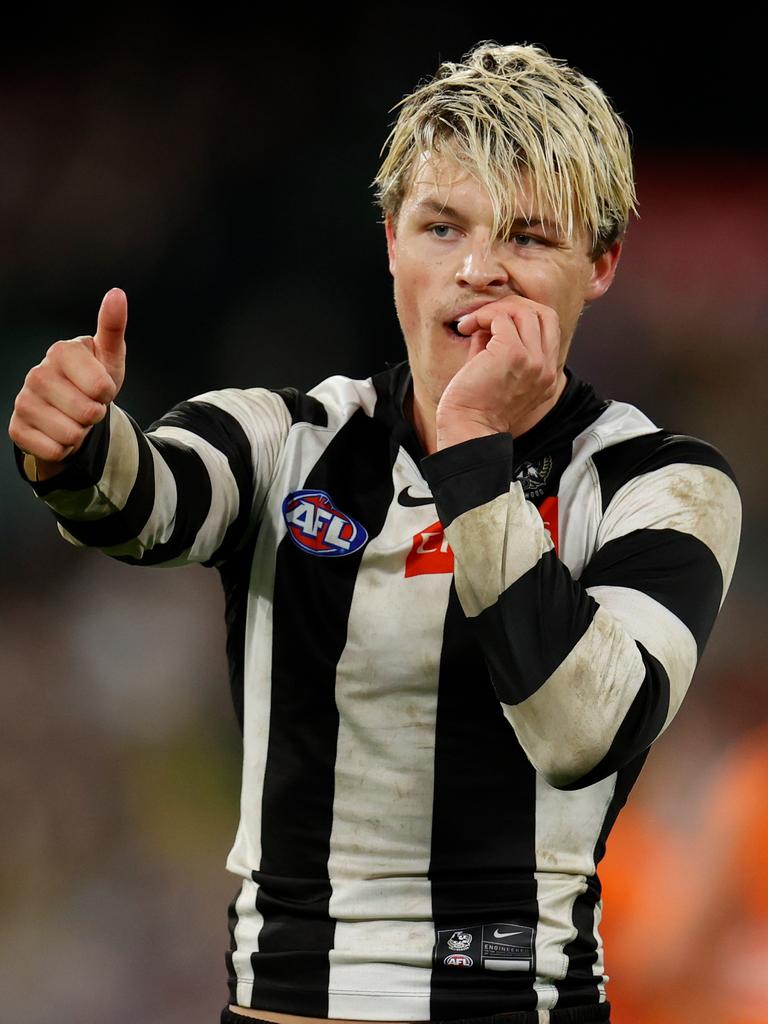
[1,26,765,1024]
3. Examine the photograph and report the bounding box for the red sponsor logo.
[405,498,557,578]
[405,520,454,577]
[538,496,559,554]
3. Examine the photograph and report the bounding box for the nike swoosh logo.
[397,487,434,507]
[493,929,527,939]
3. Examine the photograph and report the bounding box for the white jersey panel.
[327,446,452,1016]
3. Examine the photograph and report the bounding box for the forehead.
[402,151,544,223]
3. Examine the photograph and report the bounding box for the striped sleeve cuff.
[420,433,515,528]
[12,410,111,495]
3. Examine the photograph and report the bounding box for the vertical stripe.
[327,449,451,1020]
[532,774,616,1010]
[224,520,281,1007]
[217,535,259,731]
[227,878,264,1008]
[591,899,607,1003]
[225,417,329,1008]
[555,753,648,1005]
[251,409,397,1014]
[429,588,539,1018]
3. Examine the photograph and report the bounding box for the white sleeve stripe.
[96,405,141,512]
[585,584,698,732]
[447,486,554,619]
[596,463,741,593]
[133,435,180,551]
[185,388,291,499]
[147,425,240,559]
[42,404,140,521]
[502,605,647,787]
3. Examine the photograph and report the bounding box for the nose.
[455,244,509,290]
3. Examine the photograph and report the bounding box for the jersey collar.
[370,360,608,467]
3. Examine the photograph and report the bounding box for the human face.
[385,153,621,422]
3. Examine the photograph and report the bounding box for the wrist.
[435,413,498,451]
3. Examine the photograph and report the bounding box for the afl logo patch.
[282,490,368,557]
[444,954,473,967]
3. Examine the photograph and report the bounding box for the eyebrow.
[411,198,467,220]
[411,197,560,235]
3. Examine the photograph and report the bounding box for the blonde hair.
[373,41,638,259]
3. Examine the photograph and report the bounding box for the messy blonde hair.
[373,41,638,259]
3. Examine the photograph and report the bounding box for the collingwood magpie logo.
[447,930,472,952]
[515,456,552,499]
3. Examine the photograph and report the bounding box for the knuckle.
[8,412,24,443]
[24,364,45,390]
[41,439,66,462]
[62,422,87,447]
[86,401,107,424]
[528,356,545,375]
[96,376,116,403]
[14,388,34,417]
[45,339,69,360]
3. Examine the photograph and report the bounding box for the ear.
[584,240,623,303]
[385,214,397,276]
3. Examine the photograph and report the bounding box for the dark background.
[1,18,765,1024]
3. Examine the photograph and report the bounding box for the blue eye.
[430,224,455,239]
[513,233,535,246]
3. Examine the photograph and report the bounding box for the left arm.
[421,430,741,790]
[424,296,741,790]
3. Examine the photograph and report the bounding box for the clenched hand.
[436,295,562,450]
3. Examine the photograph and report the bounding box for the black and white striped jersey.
[14,361,741,1019]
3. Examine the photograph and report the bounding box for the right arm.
[9,289,290,567]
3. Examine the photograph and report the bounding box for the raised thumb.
[93,287,127,391]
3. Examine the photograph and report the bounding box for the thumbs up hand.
[8,288,128,480]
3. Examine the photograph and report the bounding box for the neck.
[408,368,568,456]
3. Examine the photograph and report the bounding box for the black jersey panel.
[271,387,329,428]
[146,399,256,566]
[113,435,213,565]
[477,551,599,705]
[54,414,159,548]
[592,431,738,513]
[251,407,397,1016]
[429,586,539,1016]
[580,528,724,657]
[559,646,670,791]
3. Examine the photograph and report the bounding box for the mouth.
[443,301,495,340]
[444,319,466,339]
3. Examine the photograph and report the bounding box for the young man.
[9,42,740,1024]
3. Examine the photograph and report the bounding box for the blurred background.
[1,16,765,1024]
